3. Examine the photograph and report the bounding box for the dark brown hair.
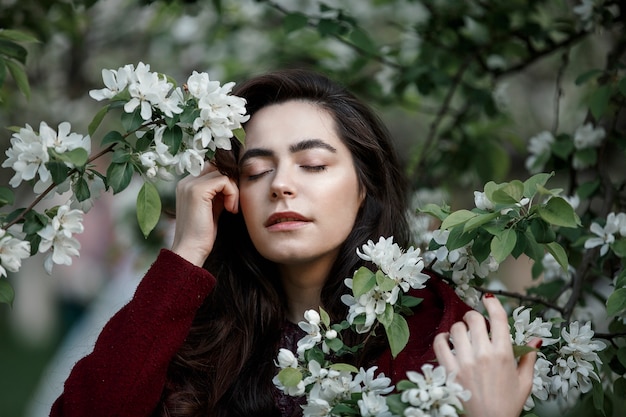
[156,69,410,417]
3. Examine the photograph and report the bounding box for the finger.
[221,177,239,214]
[448,320,473,362]
[517,340,539,395]
[434,332,458,372]
[482,294,511,348]
[462,310,491,350]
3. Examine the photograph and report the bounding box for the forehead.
[241,100,342,150]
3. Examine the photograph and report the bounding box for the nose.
[270,165,296,199]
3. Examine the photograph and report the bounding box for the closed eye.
[246,170,272,181]
[301,165,327,172]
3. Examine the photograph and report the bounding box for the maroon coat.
[50,249,471,417]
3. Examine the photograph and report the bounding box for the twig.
[473,286,565,314]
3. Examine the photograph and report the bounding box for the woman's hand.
[433,294,540,417]
[170,163,239,267]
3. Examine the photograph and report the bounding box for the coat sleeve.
[376,270,473,383]
[50,249,216,417]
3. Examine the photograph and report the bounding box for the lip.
[264,211,311,229]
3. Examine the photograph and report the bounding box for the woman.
[50,69,538,417]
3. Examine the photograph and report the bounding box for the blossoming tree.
[1,0,625,416]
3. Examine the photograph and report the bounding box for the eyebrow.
[239,138,337,166]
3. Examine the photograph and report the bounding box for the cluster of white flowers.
[572,123,606,169]
[424,230,496,307]
[342,237,430,333]
[36,205,85,274]
[525,131,555,174]
[584,212,626,256]
[0,229,31,277]
[90,63,249,179]
[2,121,91,192]
[511,307,607,409]
[401,365,470,417]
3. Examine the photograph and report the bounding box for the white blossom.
[525,131,554,173]
[511,306,558,346]
[0,230,31,277]
[473,191,494,211]
[584,212,622,256]
[401,364,470,417]
[187,71,249,151]
[89,65,133,101]
[574,123,605,150]
[2,123,50,188]
[358,391,393,417]
[37,205,84,274]
[550,321,606,399]
[297,309,323,354]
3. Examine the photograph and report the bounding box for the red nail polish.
[536,339,543,348]
[484,293,495,298]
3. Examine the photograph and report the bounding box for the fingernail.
[484,293,495,298]
[536,339,543,348]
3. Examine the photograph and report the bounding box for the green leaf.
[537,197,581,228]
[53,148,89,168]
[592,378,605,415]
[574,69,603,85]
[121,107,144,133]
[574,147,597,167]
[491,180,524,204]
[523,172,553,198]
[277,367,302,388]
[0,187,15,206]
[529,218,556,244]
[545,242,569,272]
[23,211,47,234]
[283,12,309,33]
[0,279,15,306]
[137,181,162,238]
[464,211,499,232]
[46,161,70,185]
[233,127,246,145]
[386,393,408,415]
[615,268,626,288]
[5,58,30,99]
[446,225,477,251]
[101,130,124,147]
[385,313,409,358]
[352,267,376,298]
[589,85,611,120]
[329,363,359,373]
[319,306,330,328]
[417,203,448,221]
[325,337,343,352]
[378,303,394,327]
[400,295,423,308]
[611,238,626,257]
[162,125,183,155]
[513,344,538,358]
[106,161,134,194]
[0,39,27,63]
[607,288,626,316]
[73,176,91,202]
[490,228,517,263]
[376,270,396,292]
[348,27,377,55]
[0,29,38,43]
[577,179,600,199]
[441,209,477,230]
[472,231,493,262]
[88,105,110,136]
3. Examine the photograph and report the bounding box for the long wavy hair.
[156,69,411,417]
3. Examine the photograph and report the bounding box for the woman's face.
[238,100,364,273]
